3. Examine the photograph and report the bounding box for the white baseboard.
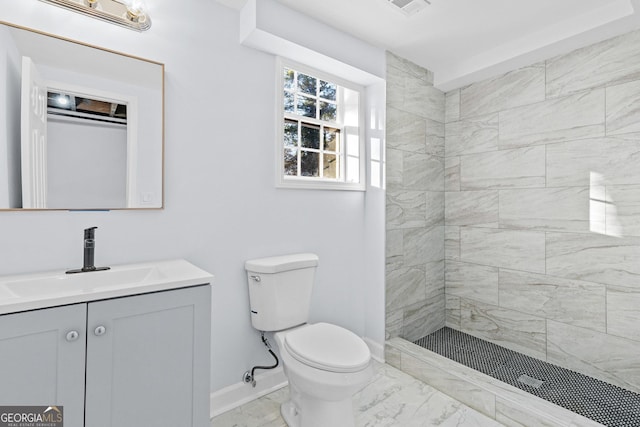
[363,337,385,363]
[210,367,287,419]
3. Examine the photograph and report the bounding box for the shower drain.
[517,374,544,389]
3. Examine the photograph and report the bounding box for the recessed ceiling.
[216,0,640,91]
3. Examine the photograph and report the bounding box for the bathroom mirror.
[0,21,164,210]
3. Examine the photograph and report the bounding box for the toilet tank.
[245,253,319,332]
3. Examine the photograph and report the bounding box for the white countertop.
[0,259,214,315]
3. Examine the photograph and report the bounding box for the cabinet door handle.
[94,325,106,336]
[66,330,80,342]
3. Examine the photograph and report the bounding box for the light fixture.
[39,0,151,31]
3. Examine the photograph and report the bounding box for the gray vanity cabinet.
[85,285,211,427]
[0,284,211,427]
[0,304,87,426]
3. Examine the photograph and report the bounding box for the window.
[276,58,365,190]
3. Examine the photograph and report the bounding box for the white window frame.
[275,57,366,191]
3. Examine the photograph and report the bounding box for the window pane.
[323,154,337,179]
[319,80,336,100]
[323,127,339,151]
[297,73,317,95]
[319,101,337,121]
[284,120,298,147]
[284,68,295,90]
[284,148,298,176]
[296,95,316,118]
[301,124,320,149]
[301,151,319,177]
[284,91,294,113]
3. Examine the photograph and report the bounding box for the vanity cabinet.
[0,284,211,427]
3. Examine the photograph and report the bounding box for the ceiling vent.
[387,0,431,16]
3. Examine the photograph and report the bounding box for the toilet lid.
[284,323,370,373]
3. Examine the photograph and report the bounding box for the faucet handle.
[84,226,98,239]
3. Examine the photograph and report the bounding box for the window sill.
[276,178,365,192]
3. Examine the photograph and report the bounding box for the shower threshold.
[412,327,640,427]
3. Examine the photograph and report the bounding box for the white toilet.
[245,253,373,427]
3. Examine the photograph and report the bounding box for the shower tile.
[386,51,434,85]
[384,343,402,369]
[547,320,640,394]
[402,294,445,341]
[401,352,496,417]
[386,106,427,154]
[546,134,640,187]
[460,227,546,274]
[607,285,640,342]
[445,113,499,156]
[499,187,593,232]
[405,80,445,122]
[546,29,640,98]
[386,190,426,229]
[445,261,499,305]
[426,191,445,227]
[606,79,640,136]
[385,308,404,340]
[397,151,444,192]
[385,265,426,312]
[460,146,546,190]
[425,259,445,295]
[606,185,640,237]
[385,64,405,109]
[445,294,461,329]
[403,226,444,266]
[460,62,545,119]
[402,152,435,190]
[445,190,499,227]
[444,157,460,192]
[425,118,445,157]
[385,229,403,271]
[498,269,606,332]
[546,232,640,287]
[385,148,403,189]
[444,225,460,261]
[425,154,444,192]
[499,89,605,149]
[460,300,547,360]
[445,89,460,123]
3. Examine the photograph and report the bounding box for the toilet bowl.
[274,323,373,427]
[244,254,373,427]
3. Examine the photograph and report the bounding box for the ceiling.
[216,0,640,91]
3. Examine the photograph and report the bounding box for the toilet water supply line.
[243,331,279,388]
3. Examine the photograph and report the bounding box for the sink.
[0,259,213,314]
[4,266,165,298]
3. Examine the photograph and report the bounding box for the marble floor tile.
[211,362,505,427]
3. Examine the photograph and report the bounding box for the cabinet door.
[85,285,211,427]
[0,304,87,427]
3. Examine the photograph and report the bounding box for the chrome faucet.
[66,226,110,274]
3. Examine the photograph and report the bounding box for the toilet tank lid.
[245,253,319,273]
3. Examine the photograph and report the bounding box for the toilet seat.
[284,323,370,373]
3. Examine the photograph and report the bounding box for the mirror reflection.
[0,22,164,210]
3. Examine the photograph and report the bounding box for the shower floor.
[413,327,640,427]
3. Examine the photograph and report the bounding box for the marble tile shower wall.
[385,52,446,343]
[443,29,640,395]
